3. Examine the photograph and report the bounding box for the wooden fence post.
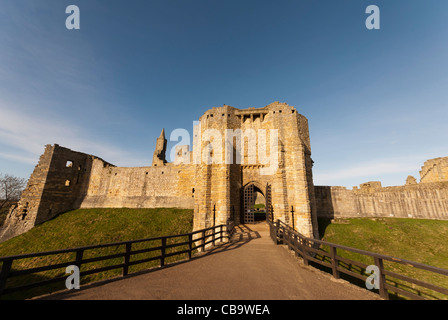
[330,246,340,279]
[374,257,389,300]
[0,259,13,297]
[288,232,293,250]
[188,234,193,260]
[75,249,84,270]
[161,238,166,267]
[123,243,132,276]
[275,220,282,244]
[202,230,206,252]
[302,240,309,266]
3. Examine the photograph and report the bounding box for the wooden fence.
[268,219,448,300]
[3,217,446,300]
[0,221,235,298]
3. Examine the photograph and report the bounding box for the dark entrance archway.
[242,183,272,224]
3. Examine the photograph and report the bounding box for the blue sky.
[0,0,447,188]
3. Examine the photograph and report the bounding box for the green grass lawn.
[0,208,194,300]
[317,217,448,300]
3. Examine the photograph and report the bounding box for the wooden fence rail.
[268,219,448,300]
[0,221,235,298]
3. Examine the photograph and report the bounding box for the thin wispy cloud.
[0,152,37,165]
[0,102,148,167]
[313,157,423,187]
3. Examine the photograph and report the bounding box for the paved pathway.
[39,222,380,300]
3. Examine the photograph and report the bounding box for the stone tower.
[191,102,319,239]
[152,128,167,166]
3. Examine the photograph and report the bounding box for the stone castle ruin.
[1,102,447,242]
[315,156,448,220]
[0,102,319,242]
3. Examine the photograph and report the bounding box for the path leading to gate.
[39,223,380,300]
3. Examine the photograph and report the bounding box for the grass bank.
[0,208,194,299]
[317,217,448,300]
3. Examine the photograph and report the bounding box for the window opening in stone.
[76,166,82,184]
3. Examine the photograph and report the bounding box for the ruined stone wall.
[0,144,195,242]
[419,157,448,184]
[315,157,448,221]
[315,182,448,220]
[0,145,53,241]
[79,161,195,209]
[0,144,108,241]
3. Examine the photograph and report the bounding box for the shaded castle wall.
[0,144,103,241]
[315,182,448,220]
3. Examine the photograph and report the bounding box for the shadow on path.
[38,222,380,300]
